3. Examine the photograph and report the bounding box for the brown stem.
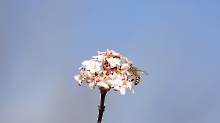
[97,88,108,123]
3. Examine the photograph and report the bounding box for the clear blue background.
[1,0,220,123]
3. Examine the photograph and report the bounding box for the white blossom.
[106,58,120,68]
[74,49,146,95]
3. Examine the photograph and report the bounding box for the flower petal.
[74,75,80,81]
[89,82,95,89]
[97,82,109,89]
[81,60,90,66]
[113,86,120,91]
[121,63,129,69]
[120,87,126,95]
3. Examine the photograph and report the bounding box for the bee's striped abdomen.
[134,75,141,85]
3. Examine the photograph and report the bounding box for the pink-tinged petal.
[97,82,109,89]
[121,57,128,62]
[113,86,120,91]
[120,87,126,95]
[128,61,132,66]
[106,49,112,54]
[95,78,100,83]
[78,81,83,86]
[82,66,86,71]
[105,66,111,71]
[75,75,83,83]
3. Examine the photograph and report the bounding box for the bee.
[127,66,148,85]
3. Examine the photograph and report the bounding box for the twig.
[97,88,108,123]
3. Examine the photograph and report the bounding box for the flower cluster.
[75,49,136,95]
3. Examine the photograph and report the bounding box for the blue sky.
[0,0,220,123]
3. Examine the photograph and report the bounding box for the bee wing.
[139,70,149,75]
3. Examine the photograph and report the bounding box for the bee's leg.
[131,79,134,81]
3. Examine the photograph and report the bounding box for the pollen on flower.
[74,49,147,95]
